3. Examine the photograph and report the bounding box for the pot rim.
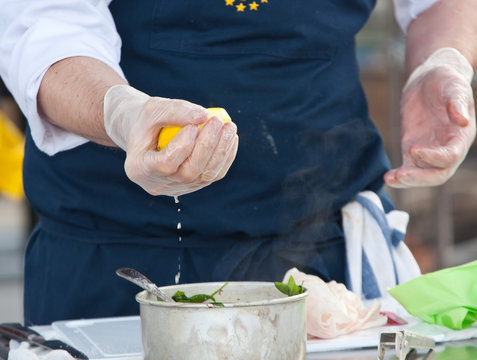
[135,281,308,309]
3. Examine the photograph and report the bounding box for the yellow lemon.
[157,107,232,150]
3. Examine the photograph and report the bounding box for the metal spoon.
[116,267,174,302]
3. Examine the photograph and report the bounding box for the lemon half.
[157,107,231,150]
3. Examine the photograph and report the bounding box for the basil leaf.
[275,281,292,296]
[171,283,228,305]
[275,276,304,296]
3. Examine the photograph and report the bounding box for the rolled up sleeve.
[392,0,441,33]
[0,0,126,155]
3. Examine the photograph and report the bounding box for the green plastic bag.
[434,345,477,360]
[388,260,477,330]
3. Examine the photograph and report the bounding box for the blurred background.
[1,2,476,323]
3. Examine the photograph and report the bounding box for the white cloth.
[342,191,421,299]
[0,0,437,155]
[392,0,440,32]
[7,340,74,360]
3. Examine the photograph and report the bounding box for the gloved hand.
[103,85,239,196]
[385,47,476,187]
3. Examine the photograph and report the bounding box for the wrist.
[103,84,150,150]
[404,47,474,92]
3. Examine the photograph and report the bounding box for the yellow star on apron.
[249,1,259,10]
[226,0,270,12]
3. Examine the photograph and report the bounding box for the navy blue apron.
[23,0,392,325]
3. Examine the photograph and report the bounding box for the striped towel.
[342,191,421,299]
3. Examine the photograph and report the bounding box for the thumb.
[147,98,208,128]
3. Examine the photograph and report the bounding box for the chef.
[0,0,475,325]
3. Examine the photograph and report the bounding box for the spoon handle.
[116,267,174,302]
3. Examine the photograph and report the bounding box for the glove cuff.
[404,47,474,92]
[103,84,150,150]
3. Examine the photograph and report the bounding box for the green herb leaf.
[168,282,228,306]
[171,290,189,302]
[210,302,224,307]
[275,276,304,296]
[188,294,213,303]
[275,281,292,296]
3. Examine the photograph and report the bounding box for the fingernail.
[209,117,223,134]
[223,123,237,141]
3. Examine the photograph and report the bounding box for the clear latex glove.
[385,48,476,188]
[103,85,239,196]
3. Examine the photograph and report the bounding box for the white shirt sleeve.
[393,0,441,33]
[0,0,126,155]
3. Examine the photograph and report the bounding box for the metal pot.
[136,281,308,360]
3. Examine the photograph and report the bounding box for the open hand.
[385,48,475,188]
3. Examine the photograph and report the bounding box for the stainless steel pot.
[136,281,308,360]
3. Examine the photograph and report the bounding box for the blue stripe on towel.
[361,251,382,298]
[355,195,402,298]
[391,229,405,247]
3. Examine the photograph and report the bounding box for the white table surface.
[32,315,477,360]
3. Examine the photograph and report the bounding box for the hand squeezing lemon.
[157,107,232,150]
